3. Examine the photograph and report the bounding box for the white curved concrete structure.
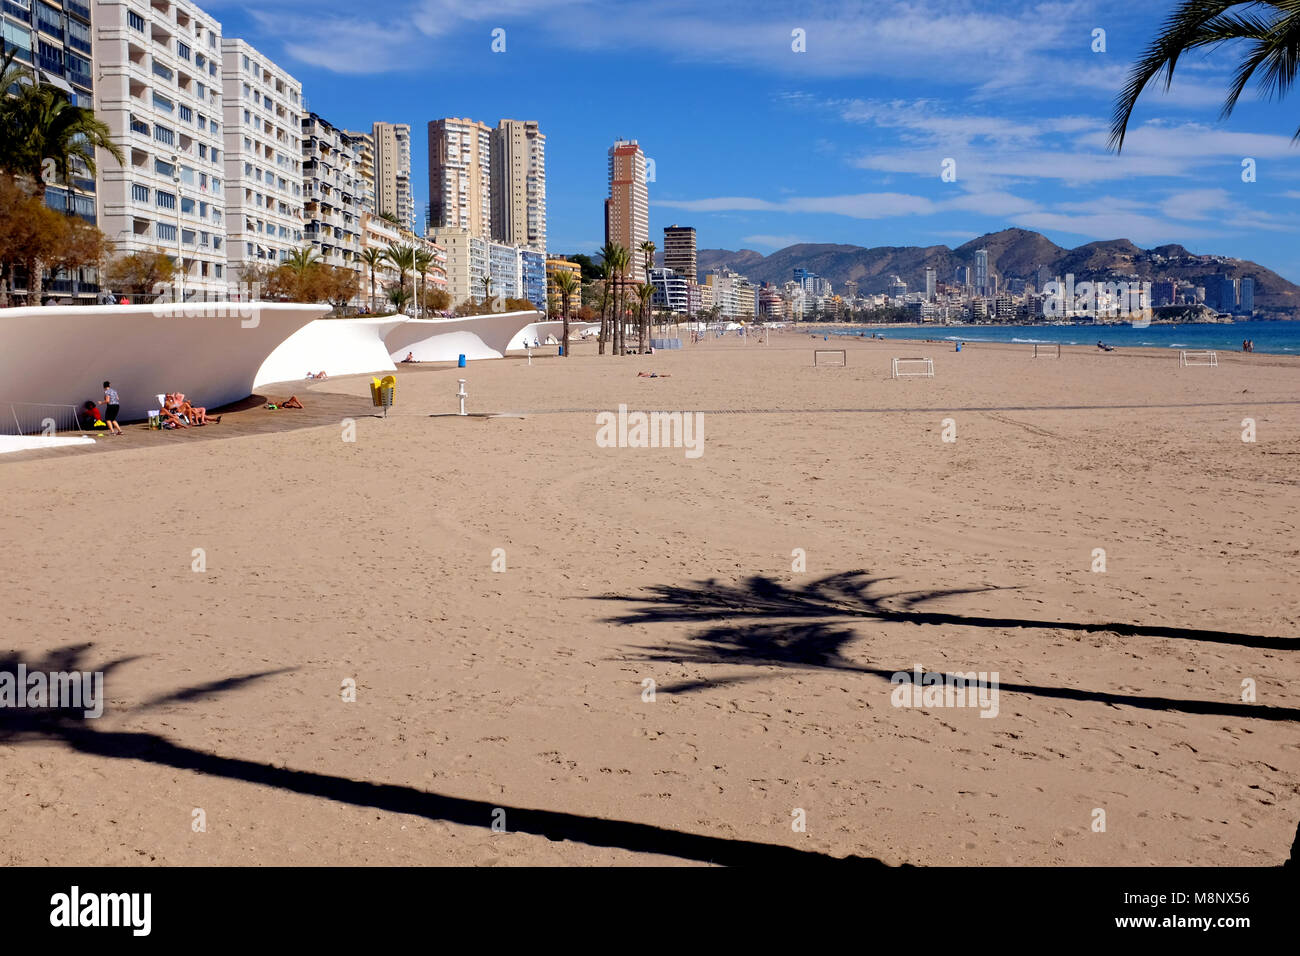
[384,310,544,362]
[0,302,327,428]
[0,435,97,454]
[509,321,601,349]
[254,316,406,387]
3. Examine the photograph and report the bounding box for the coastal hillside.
[690,228,1300,312]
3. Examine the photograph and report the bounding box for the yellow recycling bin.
[370,375,397,417]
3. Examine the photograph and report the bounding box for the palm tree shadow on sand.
[1,643,883,867]
[597,571,1300,864]
[595,571,1300,721]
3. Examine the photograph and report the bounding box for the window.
[180,166,195,186]
[152,59,173,82]
[131,184,149,202]
[153,124,174,145]
[199,201,208,218]
[195,53,205,69]
[242,82,250,99]
[2,21,32,63]
[156,191,176,209]
[242,55,249,70]
[156,222,177,241]
[243,109,250,124]
[67,18,91,54]
[214,263,222,277]
[66,51,90,88]
[36,3,62,39]
[128,10,145,32]
[176,41,190,60]
[181,229,195,245]
[154,159,174,177]
[197,143,206,159]
[152,92,173,113]
[179,105,192,123]
[37,40,62,76]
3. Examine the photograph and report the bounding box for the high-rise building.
[1210,275,1236,312]
[605,139,648,281]
[303,111,363,271]
[1152,279,1177,307]
[490,119,545,252]
[342,129,375,217]
[426,117,492,237]
[663,224,696,283]
[974,248,989,295]
[925,267,936,302]
[95,0,229,297]
[648,267,689,313]
[1240,276,1255,314]
[373,121,413,232]
[7,0,98,298]
[221,38,303,278]
[955,264,970,287]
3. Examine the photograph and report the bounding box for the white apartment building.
[302,111,362,271]
[429,226,488,306]
[342,129,375,217]
[93,0,228,297]
[220,38,303,278]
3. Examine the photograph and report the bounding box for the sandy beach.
[1,332,1297,866]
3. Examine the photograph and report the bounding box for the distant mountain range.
[672,228,1298,312]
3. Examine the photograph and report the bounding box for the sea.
[820,320,1300,357]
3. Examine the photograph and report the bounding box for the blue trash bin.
[458,354,466,368]
[558,346,564,356]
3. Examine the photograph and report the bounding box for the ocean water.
[823,320,1300,356]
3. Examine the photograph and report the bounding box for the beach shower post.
[457,379,467,416]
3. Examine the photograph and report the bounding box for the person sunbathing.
[178,397,219,425]
[280,395,304,408]
[305,371,328,380]
[160,396,191,428]
[637,371,671,377]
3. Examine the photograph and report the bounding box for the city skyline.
[187,0,1300,284]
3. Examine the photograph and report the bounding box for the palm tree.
[613,245,632,355]
[386,284,412,313]
[384,243,415,311]
[284,246,319,275]
[481,274,493,310]
[597,242,620,355]
[2,50,123,302]
[1110,1,1300,150]
[552,269,579,358]
[635,281,656,354]
[413,247,433,318]
[639,240,657,335]
[359,247,385,313]
[1,53,124,201]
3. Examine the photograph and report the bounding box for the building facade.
[342,128,374,217]
[94,0,228,297]
[220,37,303,279]
[426,117,491,237]
[605,139,648,281]
[663,224,696,283]
[302,111,362,271]
[373,121,413,232]
[490,118,545,252]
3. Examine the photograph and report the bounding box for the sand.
[1,332,1297,866]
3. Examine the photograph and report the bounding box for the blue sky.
[205,0,1300,280]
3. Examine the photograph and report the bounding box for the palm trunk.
[598,279,609,356]
[561,292,571,357]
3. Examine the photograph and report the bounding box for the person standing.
[99,381,122,436]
